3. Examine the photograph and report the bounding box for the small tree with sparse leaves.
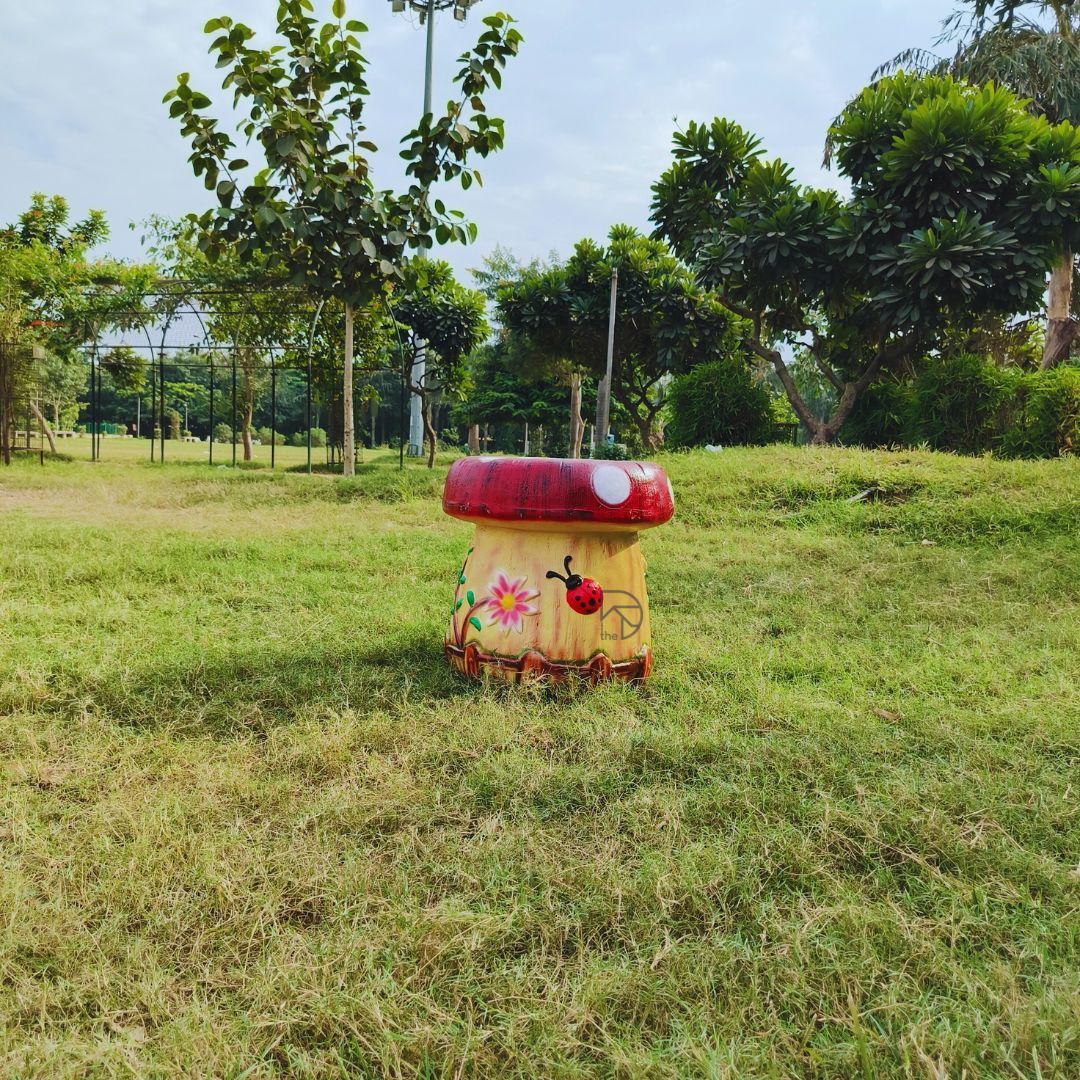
[165,0,521,475]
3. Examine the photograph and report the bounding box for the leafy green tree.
[872,0,1080,366]
[147,217,312,460]
[467,245,561,453]
[1,195,155,451]
[100,346,147,396]
[454,340,569,451]
[165,0,521,475]
[498,226,742,450]
[651,75,1080,444]
[666,358,776,449]
[0,288,37,463]
[390,261,487,467]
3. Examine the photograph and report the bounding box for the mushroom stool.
[442,457,675,683]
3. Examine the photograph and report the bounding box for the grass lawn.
[41,433,336,469]
[1,447,1078,1078]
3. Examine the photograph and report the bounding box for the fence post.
[159,351,166,464]
[271,354,276,470]
[306,354,312,475]
[209,353,214,467]
[149,353,155,462]
[231,352,237,468]
[91,349,98,463]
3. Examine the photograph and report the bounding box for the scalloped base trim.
[444,642,653,685]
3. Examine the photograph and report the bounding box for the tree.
[0,289,37,464]
[454,340,570,453]
[166,0,521,475]
[871,0,1080,366]
[498,226,741,451]
[1,195,155,452]
[390,261,487,467]
[468,245,561,454]
[145,217,299,461]
[651,76,1080,444]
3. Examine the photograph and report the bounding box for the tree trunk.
[751,338,891,446]
[242,400,254,461]
[28,401,57,454]
[467,423,480,454]
[1041,249,1078,369]
[342,301,355,477]
[422,395,437,468]
[568,373,584,458]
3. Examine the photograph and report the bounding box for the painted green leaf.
[469,616,482,632]
[466,590,475,605]
[459,574,466,584]
[455,598,463,610]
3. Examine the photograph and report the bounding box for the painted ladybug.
[546,555,603,615]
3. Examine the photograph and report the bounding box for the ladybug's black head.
[546,554,582,590]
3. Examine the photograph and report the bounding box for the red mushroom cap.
[442,457,675,530]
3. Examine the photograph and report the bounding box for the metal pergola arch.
[81,280,347,475]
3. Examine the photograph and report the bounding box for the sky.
[1,0,955,285]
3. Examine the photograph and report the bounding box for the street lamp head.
[388,0,483,17]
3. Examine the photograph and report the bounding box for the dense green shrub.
[212,423,233,444]
[167,409,182,441]
[841,377,914,448]
[287,427,327,448]
[589,441,630,460]
[908,353,1018,454]
[666,359,774,448]
[256,426,286,446]
[999,366,1080,458]
[839,354,1079,458]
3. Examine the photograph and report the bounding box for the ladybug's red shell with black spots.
[547,556,603,616]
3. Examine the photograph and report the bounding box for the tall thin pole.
[399,346,407,471]
[403,0,436,459]
[306,354,312,475]
[270,355,277,470]
[92,350,97,461]
[424,0,436,116]
[92,349,99,462]
[343,302,355,476]
[149,353,156,463]
[305,299,325,477]
[209,354,215,466]
[595,267,618,447]
[159,350,166,464]
[231,352,237,467]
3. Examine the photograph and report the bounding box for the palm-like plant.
[870,1,1080,367]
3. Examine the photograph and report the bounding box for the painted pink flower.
[485,572,539,633]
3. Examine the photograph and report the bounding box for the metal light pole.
[390,0,483,456]
[594,267,619,448]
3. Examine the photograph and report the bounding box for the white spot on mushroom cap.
[592,464,632,506]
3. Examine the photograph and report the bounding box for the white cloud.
[0,0,953,283]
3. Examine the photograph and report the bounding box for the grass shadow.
[68,625,481,738]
